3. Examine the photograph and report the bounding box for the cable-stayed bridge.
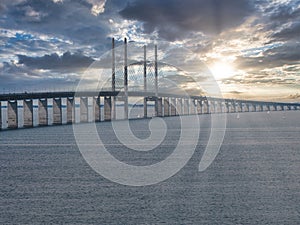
[0,38,299,130]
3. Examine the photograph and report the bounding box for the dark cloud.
[1,0,112,48]
[289,93,300,100]
[120,0,256,40]
[0,61,80,91]
[17,51,95,70]
[235,43,300,71]
[272,22,300,41]
[269,2,300,21]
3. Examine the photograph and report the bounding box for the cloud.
[1,0,112,47]
[17,51,95,71]
[235,42,300,71]
[119,0,256,40]
[288,93,300,100]
[272,22,300,41]
[0,61,81,91]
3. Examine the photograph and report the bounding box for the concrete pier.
[202,101,209,114]
[38,99,48,126]
[197,100,202,114]
[104,96,112,121]
[94,97,101,122]
[23,99,33,128]
[156,98,163,117]
[177,98,183,115]
[80,97,88,123]
[164,98,170,116]
[8,101,18,129]
[184,99,189,115]
[170,98,176,116]
[53,98,62,125]
[0,102,2,129]
[67,97,74,124]
[189,99,196,115]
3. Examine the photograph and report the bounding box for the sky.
[0,0,299,102]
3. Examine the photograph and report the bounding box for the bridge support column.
[259,105,263,111]
[155,98,163,117]
[53,98,62,125]
[197,100,202,114]
[246,104,250,112]
[23,99,33,128]
[232,102,236,113]
[94,97,101,122]
[203,100,208,114]
[80,97,88,123]
[177,98,183,115]
[0,102,2,129]
[67,97,75,124]
[8,100,18,129]
[104,96,112,121]
[225,102,229,113]
[218,101,223,113]
[38,99,48,126]
[238,103,243,112]
[164,98,170,116]
[210,101,215,114]
[170,98,176,116]
[189,99,196,115]
[184,99,189,115]
[144,98,147,118]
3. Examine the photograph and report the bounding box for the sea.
[0,111,299,224]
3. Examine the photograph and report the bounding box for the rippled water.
[0,111,299,224]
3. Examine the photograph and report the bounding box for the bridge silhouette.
[0,38,299,130]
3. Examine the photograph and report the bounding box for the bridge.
[0,38,299,130]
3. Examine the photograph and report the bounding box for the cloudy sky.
[0,0,299,101]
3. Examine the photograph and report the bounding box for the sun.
[210,62,235,80]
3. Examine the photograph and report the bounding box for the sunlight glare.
[210,62,235,80]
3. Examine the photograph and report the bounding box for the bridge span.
[1,38,299,130]
[0,91,299,130]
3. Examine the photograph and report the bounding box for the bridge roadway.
[0,91,299,130]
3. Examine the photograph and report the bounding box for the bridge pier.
[202,100,208,114]
[23,99,33,128]
[189,99,196,115]
[94,97,101,122]
[197,99,202,114]
[280,105,284,111]
[53,98,62,125]
[8,100,18,129]
[177,98,183,115]
[67,97,75,124]
[184,99,189,115]
[0,102,1,129]
[232,102,236,113]
[38,99,48,126]
[80,97,88,123]
[164,98,170,116]
[143,98,147,118]
[218,101,224,113]
[237,102,242,112]
[104,96,112,121]
[225,102,229,113]
[155,98,163,117]
[170,98,176,116]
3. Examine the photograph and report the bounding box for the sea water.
[0,111,299,224]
